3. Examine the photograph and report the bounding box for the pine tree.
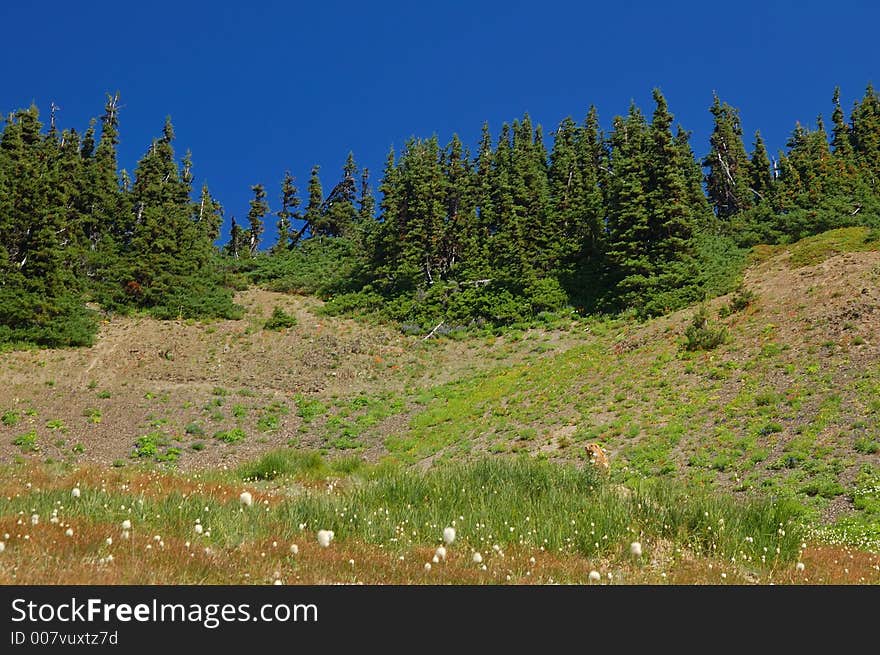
[358,168,375,223]
[644,90,707,311]
[274,171,300,252]
[549,116,581,263]
[573,106,606,270]
[246,183,268,255]
[128,117,209,306]
[303,165,324,237]
[605,103,651,308]
[851,84,880,185]
[440,134,477,278]
[831,87,855,160]
[227,217,242,259]
[704,94,753,218]
[318,153,358,237]
[748,131,774,205]
[197,183,224,245]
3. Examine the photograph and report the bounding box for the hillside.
[1,229,879,536]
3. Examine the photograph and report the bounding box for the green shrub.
[719,286,757,318]
[264,306,298,331]
[214,428,246,444]
[13,430,38,452]
[682,306,727,352]
[185,422,205,436]
[2,410,20,426]
[854,438,879,454]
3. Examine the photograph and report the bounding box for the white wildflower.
[443,527,456,545]
[290,544,299,555]
[71,488,81,498]
[435,545,447,561]
[630,541,642,557]
[317,529,334,547]
[240,491,253,507]
[472,552,483,564]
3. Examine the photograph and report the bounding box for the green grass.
[0,452,806,565]
[2,409,21,426]
[13,430,38,452]
[785,227,880,267]
[214,428,246,444]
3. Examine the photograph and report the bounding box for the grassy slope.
[1,228,879,584]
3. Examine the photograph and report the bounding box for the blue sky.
[2,1,878,247]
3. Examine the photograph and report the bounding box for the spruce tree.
[831,87,855,160]
[303,165,324,237]
[704,94,753,218]
[748,131,774,204]
[318,153,358,237]
[246,183,268,255]
[197,183,224,245]
[644,90,706,312]
[274,171,300,252]
[605,104,651,308]
[851,84,880,185]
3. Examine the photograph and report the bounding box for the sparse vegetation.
[683,306,727,352]
[263,306,298,331]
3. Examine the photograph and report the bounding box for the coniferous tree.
[704,94,753,218]
[749,131,774,205]
[317,153,358,237]
[831,87,855,160]
[127,117,210,308]
[197,183,224,245]
[851,84,880,186]
[440,134,477,279]
[303,165,324,237]
[246,183,268,255]
[358,168,375,223]
[605,103,651,308]
[643,90,708,313]
[274,171,300,252]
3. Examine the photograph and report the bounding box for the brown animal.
[585,443,610,472]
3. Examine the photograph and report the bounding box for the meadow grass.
[0,452,806,577]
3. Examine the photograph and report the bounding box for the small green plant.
[214,428,246,444]
[264,306,298,331]
[191,441,206,451]
[185,422,205,436]
[72,443,85,454]
[87,380,98,390]
[683,306,727,352]
[46,419,66,431]
[854,437,879,454]
[2,410,20,426]
[83,408,102,424]
[232,404,248,418]
[13,430,38,452]
[112,459,126,468]
[257,413,280,432]
[156,447,181,463]
[96,390,112,399]
[719,286,757,318]
[294,394,326,423]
